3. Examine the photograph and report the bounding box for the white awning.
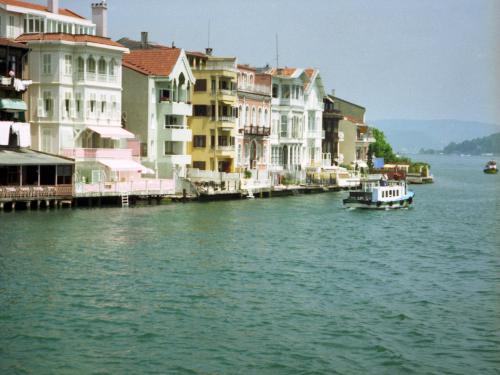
[0,121,31,147]
[88,126,135,139]
[98,159,153,174]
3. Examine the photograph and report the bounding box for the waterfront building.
[122,38,195,180]
[236,64,271,181]
[263,67,325,182]
[186,49,238,173]
[323,94,374,167]
[0,36,74,210]
[7,1,151,185]
[0,0,96,39]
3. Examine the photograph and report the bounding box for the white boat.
[343,176,415,209]
[484,160,497,174]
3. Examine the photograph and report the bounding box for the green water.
[1,155,499,374]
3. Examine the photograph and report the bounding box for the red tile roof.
[15,33,126,48]
[0,0,86,19]
[268,67,297,77]
[0,37,29,49]
[123,47,182,76]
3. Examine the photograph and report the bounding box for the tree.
[368,128,398,162]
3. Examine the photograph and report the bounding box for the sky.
[33,0,499,124]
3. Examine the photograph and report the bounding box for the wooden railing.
[0,185,73,199]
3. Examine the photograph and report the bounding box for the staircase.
[121,194,129,207]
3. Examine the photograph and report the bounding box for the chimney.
[48,0,58,14]
[141,32,148,48]
[91,2,108,37]
[205,47,213,56]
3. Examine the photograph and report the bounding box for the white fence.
[74,179,175,197]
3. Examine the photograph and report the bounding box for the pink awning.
[98,159,154,174]
[88,126,135,139]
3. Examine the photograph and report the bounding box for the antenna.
[208,18,211,48]
[275,33,279,68]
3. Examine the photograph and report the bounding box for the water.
[1,155,499,374]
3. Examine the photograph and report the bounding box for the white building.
[0,0,96,39]
[1,0,154,185]
[265,67,325,182]
[122,44,195,180]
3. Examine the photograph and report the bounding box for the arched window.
[252,107,256,125]
[258,108,262,126]
[77,57,84,73]
[264,109,269,127]
[109,58,116,76]
[245,106,249,126]
[238,105,243,128]
[98,58,107,75]
[87,56,96,73]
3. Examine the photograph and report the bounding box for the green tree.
[368,128,398,162]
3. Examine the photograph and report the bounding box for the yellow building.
[186,49,238,173]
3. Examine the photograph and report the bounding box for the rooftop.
[0,147,74,166]
[15,33,126,49]
[0,37,29,49]
[0,0,86,20]
[123,47,182,76]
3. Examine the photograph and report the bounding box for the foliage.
[442,132,500,155]
[368,128,398,162]
[244,170,252,179]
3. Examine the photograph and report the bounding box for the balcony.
[158,101,192,116]
[244,125,271,136]
[163,126,192,142]
[62,148,133,160]
[356,135,376,144]
[238,83,271,96]
[213,145,235,157]
[214,116,237,130]
[164,154,192,165]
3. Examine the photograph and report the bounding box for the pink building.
[236,65,272,178]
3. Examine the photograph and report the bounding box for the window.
[90,94,96,113]
[109,59,116,76]
[193,135,206,148]
[43,91,52,114]
[75,93,82,114]
[193,105,208,116]
[165,115,179,127]
[98,58,106,75]
[42,54,51,74]
[164,141,174,155]
[194,79,207,92]
[282,85,290,99]
[193,161,206,170]
[64,55,72,75]
[8,15,15,38]
[64,92,71,117]
[57,165,72,185]
[87,57,96,73]
[280,115,288,137]
[159,89,171,102]
[101,99,106,113]
[252,107,256,125]
[272,84,279,98]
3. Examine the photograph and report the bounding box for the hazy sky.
[34,0,499,124]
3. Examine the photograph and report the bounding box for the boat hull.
[343,193,414,210]
[484,168,498,174]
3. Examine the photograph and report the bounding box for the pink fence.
[74,179,175,197]
[62,148,133,159]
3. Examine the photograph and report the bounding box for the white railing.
[187,168,241,183]
[62,148,133,159]
[74,179,175,197]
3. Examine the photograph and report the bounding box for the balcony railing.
[62,148,133,159]
[74,179,175,197]
[238,83,271,95]
[0,185,73,199]
[244,125,271,136]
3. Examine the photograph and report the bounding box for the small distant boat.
[484,160,497,174]
[343,176,414,209]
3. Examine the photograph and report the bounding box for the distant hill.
[439,133,500,155]
[368,119,500,153]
